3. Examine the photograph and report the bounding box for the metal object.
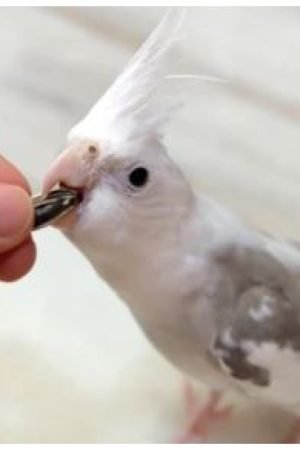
[32,188,82,230]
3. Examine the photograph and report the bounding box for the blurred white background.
[0,7,299,442]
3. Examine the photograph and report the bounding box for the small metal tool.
[32,188,82,230]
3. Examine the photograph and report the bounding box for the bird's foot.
[175,382,232,443]
[282,419,300,443]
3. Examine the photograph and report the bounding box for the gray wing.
[211,235,300,410]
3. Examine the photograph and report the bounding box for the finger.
[0,185,34,253]
[0,154,31,193]
[0,237,36,282]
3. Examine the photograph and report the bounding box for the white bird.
[42,9,300,442]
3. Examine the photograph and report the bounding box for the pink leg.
[175,382,232,443]
[282,420,300,443]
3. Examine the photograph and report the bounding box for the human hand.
[0,155,36,281]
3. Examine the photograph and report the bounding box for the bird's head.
[43,9,195,253]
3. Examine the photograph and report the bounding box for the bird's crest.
[68,9,185,146]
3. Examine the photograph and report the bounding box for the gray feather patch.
[213,284,300,388]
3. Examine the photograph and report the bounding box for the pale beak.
[43,140,100,195]
[42,140,101,228]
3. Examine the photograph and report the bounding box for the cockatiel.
[42,9,300,442]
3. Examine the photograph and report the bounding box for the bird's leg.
[175,381,232,443]
[282,419,300,443]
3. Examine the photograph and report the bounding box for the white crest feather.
[68,8,185,145]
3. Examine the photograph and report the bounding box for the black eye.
[128,167,149,188]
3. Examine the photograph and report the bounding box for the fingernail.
[0,185,33,238]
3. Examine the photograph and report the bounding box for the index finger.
[0,155,31,194]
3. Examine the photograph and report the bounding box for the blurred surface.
[0,7,299,442]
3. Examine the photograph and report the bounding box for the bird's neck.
[71,226,180,295]
[65,206,198,323]
[66,195,244,317]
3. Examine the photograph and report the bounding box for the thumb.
[0,184,33,253]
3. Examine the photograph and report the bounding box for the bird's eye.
[88,145,98,155]
[128,167,149,188]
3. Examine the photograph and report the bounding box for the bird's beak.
[42,139,101,228]
[43,139,101,195]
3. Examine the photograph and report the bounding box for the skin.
[0,155,36,282]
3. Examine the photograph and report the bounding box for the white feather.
[68,8,185,146]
